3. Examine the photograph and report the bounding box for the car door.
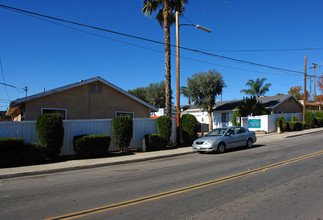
[225,128,238,149]
[235,127,247,146]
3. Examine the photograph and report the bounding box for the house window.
[41,108,67,120]
[221,112,229,122]
[90,84,102,94]
[115,111,134,118]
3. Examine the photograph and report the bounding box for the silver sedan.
[192,126,257,153]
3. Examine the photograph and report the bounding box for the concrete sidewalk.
[1,127,323,179]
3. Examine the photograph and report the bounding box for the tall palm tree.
[240,78,272,98]
[142,0,187,116]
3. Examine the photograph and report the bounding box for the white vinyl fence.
[0,118,176,156]
[241,113,303,133]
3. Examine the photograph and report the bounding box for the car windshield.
[206,128,227,136]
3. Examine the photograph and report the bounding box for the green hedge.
[305,111,314,128]
[144,134,167,150]
[36,113,64,158]
[24,142,47,163]
[315,111,323,118]
[112,116,133,152]
[285,121,302,131]
[313,117,323,127]
[181,114,198,145]
[231,110,241,126]
[291,116,298,122]
[157,116,172,144]
[277,116,286,131]
[0,137,25,165]
[301,122,307,130]
[74,134,111,156]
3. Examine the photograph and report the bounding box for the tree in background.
[288,86,309,100]
[186,69,225,131]
[180,86,191,105]
[318,73,323,94]
[276,93,284,96]
[142,0,188,116]
[240,78,271,98]
[128,81,170,108]
[236,96,270,117]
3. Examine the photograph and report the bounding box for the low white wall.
[241,113,303,133]
[0,118,177,156]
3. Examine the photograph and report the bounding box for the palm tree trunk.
[208,105,213,131]
[163,0,172,117]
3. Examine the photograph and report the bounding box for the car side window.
[236,127,246,134]
[227,128,235,136]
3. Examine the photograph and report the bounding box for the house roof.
[7,76,158,114]
[213,94,302,112]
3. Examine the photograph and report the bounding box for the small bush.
[157,116,172,144]
[0,137,25,165]
[73,134,89,148]
[277,116,286,131]
[291,116,298,122]
[144,134,167,150]
[301,122,307,130]
[36,113,64,158]
[305,111,314,128]
[74,134,111,156]
[313,117,323,127]
[24,142,47,163]
[112,116,133,152]
[315,111,323,118]
[181,114,198,145]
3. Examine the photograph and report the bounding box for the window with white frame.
[115,111,134,118]
[41,108,67,120]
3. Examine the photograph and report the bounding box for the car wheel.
[217,143,226,153]
[246,139,253,148]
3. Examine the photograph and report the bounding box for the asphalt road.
[1,132,323,220]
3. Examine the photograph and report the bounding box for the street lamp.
[175,11,212,146]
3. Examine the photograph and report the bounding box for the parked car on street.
[192,126,257,153]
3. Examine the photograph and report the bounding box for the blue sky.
[0,0,323,111]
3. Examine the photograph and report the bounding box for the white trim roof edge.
[9,76,158,112]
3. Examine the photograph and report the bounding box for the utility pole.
[176,11,180,147]
[309,75,312,101]
[24,86,28,97]
[309,63,320,100]
[303,55,307,123]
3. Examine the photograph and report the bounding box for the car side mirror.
[225,133,230,136]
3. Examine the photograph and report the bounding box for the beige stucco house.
[7,76,158,121]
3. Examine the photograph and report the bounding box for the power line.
[200,48,323,52]
[0,58,10,100]
[0,4,306,75]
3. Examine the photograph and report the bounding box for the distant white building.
[151,106,177,118]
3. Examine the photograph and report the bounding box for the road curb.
[285,130,323,138]
[0,151,195,180]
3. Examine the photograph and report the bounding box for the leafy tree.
[236,96,270,117]
[180,86,191,105]
[186,69,225,131]
[128,81,170,108]
[127,87,148,103]
[276,93,284,96]
[240,78,271,98]
[315,95,323,101]
[142,0,188,116]
[288,86,309,100]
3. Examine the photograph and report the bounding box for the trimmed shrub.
[231,110,241,126]
[74,134,111,156]
[0,137,25,165]
[73,134,89,149]
[157,116,172,144]
[277,116,286,131]
[112,116,133,152]
[144,134,167,150]
[181,114,198,145]
[304,111,314,128]
[24,142,47,163]
[301,122,307,130]
[315,111,323,118]
[36,113,64,158]
[313,117,323,127]
[291,116,298,122]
